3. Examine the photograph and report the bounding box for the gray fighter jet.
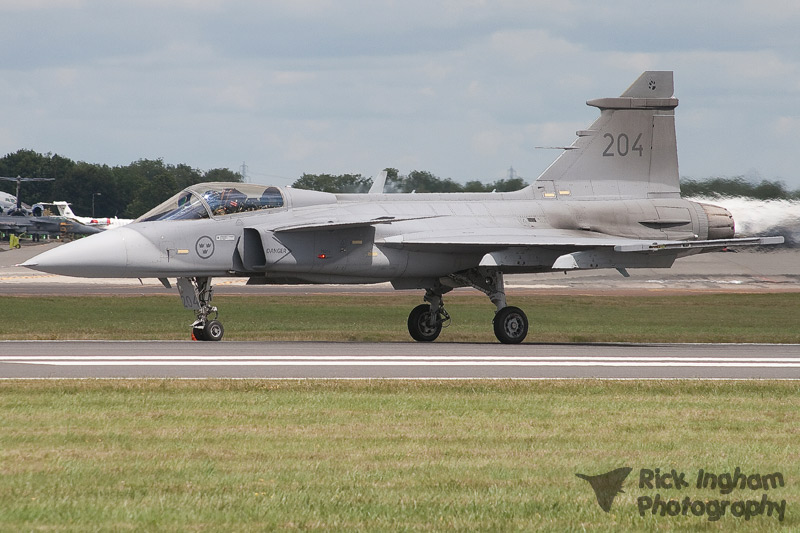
[0,214,103,238]
[22,71,783,342]
[0,179,101,238]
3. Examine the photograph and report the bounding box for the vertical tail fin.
[53,201,75,218]
[535,71,680,199]
[368,170,388,194]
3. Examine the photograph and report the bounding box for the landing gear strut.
[408,268,528,344]
[178,276,224,341]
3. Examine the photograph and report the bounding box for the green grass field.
[0,380,797,531]
[3,292,800,343]
[2,294,797,530]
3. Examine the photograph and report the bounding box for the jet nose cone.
[21,227,152,277]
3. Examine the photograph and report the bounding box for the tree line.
[0,150,242,218]
[292,168,528,194]
[680,177,800,200]
[1,149,797,219]
[297,171,800,199]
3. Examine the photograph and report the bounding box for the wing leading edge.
[270,214,441,233]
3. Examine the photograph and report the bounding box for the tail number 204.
[603,132,643,157]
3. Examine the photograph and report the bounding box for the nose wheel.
[192,319,225,342]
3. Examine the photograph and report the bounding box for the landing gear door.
[177,277,201,310]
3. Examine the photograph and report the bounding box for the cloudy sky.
[1,0,799,188]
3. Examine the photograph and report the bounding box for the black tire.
[192,326,206,341]
[407,304,442,342]
[493,306,528,344]
[203,320,224,342]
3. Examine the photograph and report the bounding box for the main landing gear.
[406,268,529,344]
[178,276,225,341]
[407,290,451,342]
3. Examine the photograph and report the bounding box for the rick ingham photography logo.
[577,466,787,522]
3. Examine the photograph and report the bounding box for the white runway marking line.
[2,355,799,367]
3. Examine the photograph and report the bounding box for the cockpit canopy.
[137,183,285,222]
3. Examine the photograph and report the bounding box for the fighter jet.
[22,71,783,342]
[0,180,102,239]
[0,214,103,239]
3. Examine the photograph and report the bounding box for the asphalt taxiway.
[1,341,798,379]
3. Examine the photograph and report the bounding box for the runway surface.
[1,341,798,379]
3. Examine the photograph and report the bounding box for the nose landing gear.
[178,276,224,341]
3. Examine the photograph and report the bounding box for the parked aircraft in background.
[0,175,53,215]
[0,188,103,240]
[0,214,102,239]
[0,192,26,215]
[0,181,103,240]
[23,72,783,342]
[32,201,133,230]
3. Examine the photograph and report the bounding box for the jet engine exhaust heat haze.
[23,71,783,342]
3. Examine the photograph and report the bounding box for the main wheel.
[407,304,442,342]
[203,320,224,341]
[493,306,528,344]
